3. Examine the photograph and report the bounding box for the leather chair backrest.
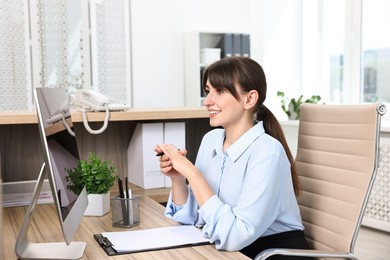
[295,103,381,253]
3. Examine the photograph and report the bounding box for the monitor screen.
[34,87,88,244]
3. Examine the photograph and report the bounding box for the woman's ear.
[244,90,259,109]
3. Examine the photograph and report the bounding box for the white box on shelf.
[128,123,164,189]
[163,122,186,187]
[200,48,221,65]
[127,122,186,189]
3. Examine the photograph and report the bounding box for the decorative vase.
[84,191,110,216]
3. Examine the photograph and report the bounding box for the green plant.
[277,91,321,119]
[65,153,118,195]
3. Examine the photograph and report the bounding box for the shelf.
[0,107,209,125]
[184,31,250,107]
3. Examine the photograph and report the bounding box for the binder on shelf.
[240,34,250,57]
[217,33,233,58]
[233,34,241,57]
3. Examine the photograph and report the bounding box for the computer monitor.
[15,87,88,259]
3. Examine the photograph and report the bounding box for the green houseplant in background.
[277,91,321,119]
[65,152,117,216]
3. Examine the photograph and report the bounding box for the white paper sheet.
[101,225,210,253]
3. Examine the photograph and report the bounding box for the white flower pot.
[288,110,299,120]
[84,191,110,216]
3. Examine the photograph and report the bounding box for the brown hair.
[202,57,300,196]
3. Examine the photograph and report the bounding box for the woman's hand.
[155,144,191,205]
[154,144,188,179]
[155,144,214,207]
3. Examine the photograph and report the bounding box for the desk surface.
[2,194,249,259]
[0,107,209,125]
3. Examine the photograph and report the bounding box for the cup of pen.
[111,195,140,228]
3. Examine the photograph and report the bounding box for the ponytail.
[257,105,300,196]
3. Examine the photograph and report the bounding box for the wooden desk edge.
[0,107,209,125]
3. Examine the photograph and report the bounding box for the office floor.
[354,226,390,259]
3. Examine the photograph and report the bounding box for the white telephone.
[70,89,129,111]
[69,89,130,134]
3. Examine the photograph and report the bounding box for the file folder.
[240,34,250,57]
[233,33,241,56]
[217,33,233,58]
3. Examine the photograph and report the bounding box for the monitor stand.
[15,163,86,259]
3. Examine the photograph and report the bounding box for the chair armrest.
[254,248,358,260]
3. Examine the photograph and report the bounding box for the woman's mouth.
[209,110,221,116]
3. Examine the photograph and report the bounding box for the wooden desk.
[2,195,249,259]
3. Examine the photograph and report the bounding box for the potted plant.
[277,91,321,119]
[65,152,118,216]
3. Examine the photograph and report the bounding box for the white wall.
[130,0,253,108]
[130,0,302,121]
[257,0,303,120]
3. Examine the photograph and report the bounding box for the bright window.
[301,0,346,104]
[361,0,390,104]
[301,0,390,112]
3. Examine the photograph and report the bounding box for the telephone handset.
[70,89,130,134]
[70,89,129,111]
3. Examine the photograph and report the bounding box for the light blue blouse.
[164,122,304,251]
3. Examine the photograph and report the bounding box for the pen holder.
[111,195,140,228]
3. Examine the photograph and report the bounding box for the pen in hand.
[155,152,164,156]
[155,149,181,157]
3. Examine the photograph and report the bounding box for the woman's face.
[203,80,247,129]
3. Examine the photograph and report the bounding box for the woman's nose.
[203,93,212,106]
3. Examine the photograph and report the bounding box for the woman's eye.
[217,90,224,94]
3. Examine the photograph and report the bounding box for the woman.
[155,57,310,259]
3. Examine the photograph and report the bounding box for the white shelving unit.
[184,31,249,107]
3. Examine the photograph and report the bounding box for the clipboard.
[94,234,120,256]
[93,226,210,256]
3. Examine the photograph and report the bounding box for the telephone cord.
[81,106,110,134]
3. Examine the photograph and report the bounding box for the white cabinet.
[184,31,250,107]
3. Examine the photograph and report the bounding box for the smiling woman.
[155,57,312,260]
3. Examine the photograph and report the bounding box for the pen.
[118,178,129,225]
[125,177,129,199]
[125,177,134,226]
[155,149,180,157]
[118,178,125,198]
